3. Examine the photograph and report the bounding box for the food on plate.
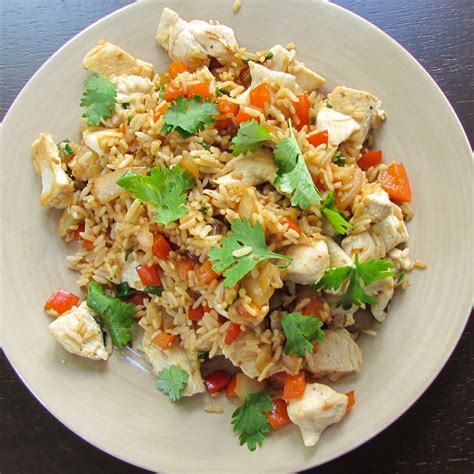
[31,7,424,450]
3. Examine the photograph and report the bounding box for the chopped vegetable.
[188,304,205,321]
[283,372,306,401]
[57,139,74,157]
[136,264,161,287]
[161,95,218,138]
[234,374,268,402]
[44,289,80,315]
[128,292,148,306]
[152,332,177,350]
[152,233,172,260]
[231,392,273,451]
[235,109,256,124]
[273,123,322,209]
[115,282,135,299]
[249,83,270,111]
[214,117,234,130]
[86,282,135,348]
[378,162,412,202]
[283,217,302,235]
[345,390,356,416]
[217,98,239,116]
[216,87,231,97]
[143,285,164,296]
[307,130,328,148]
[187,81,211,99]
[168,59,187,79]
[293,94,311,130]
[208,218,291,287]
[80,73,117,126]
[333,151,347,166]
[163,83,184,101]
[358,149,382,171]
[230,119,271,156]
[204,370,231,393]
[315,254,395,310]
[195,260,220,285]
[281,311,325,357]
[302,297,325,318]
[225,322,242,344]
[82,238,94,250]
[117,165,195,226]
[226,375,238,397]
[177,258,196,280]
[321,191,352,235]
[266,398,291,430]
[198,351,209,362]
[156,365,189,401]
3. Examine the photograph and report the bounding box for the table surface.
[1,1,473,473]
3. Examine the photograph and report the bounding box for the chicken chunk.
[366,276,394,321]
[316,107,360,146]
[215,148,276,186]
[327,86,386,153]
[372,204,409,252]
[68,145,102,181]
[326,238,353,268]
[156,8,239,69]
[141,331,205,396]
[287,382,348,447]
[48,302,108,361]
[82,128,123,156]
[284,240,330,285]
[83,40,153,79]
[31,133,74,208]
[305,328,362,381]
[362,187,392,222]
[341,230,385,262]
[111,75,154,103]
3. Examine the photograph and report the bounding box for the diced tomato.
[136,264,161,287]
[237,65,251,87]
[307,130,328,148]
[44,289,80,315]
[283,217,302,235]
[268,371,288,390]
[152,234,172,260]
[188,304,205,321]
[187,81,211,99]
[235,109,257,124]
[226,374,238,397]
[214,117,234,130]
[154,102,170,121]
[204,370,231,393]
[152,332,177,350]
[358,149,382,171]
[225,322,241,345]
[195,260,219,285]
[164,83,185,101]
[266,398,291,430]
[168,59,187,79]
[217,98,239,117]
[293,94,311,131]
[377,162,412,202]
[283,372,306,401]
[82,239,94,250]
[345,390,356,416]
[128,292,148,306]
[249,83,270,110]
[302,297,324,319]
[177,258,196,280]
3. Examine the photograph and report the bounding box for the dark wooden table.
[1,1,472,473]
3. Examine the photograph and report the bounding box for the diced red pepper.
[225,322,241,345]
[188,304,205,321]
[128,292,148,306]
[177,258,196,280]
[214,117,234,130]
[152,332,177,350]
[302,297,325,319]
[307,130,328,148]
[249,83,270,111]
[74,222,85,241]
[44,289,80,315]
[293,94,311,131]
[226,374,238,397]
[283,372,306,401]
[195,261,220,285]
[235,109,257,124]
[168,59,187,79]
[378,162,412,202]
[187,81,211,99]
[237,65,251,87]
[266,398,291,430]
[154,102,170,121]
[268,371,288,390]
[204,370,231,393]
[136,264,161,287]
[152,234,172,260]
[163,83,185,101]
[217,98,240,117]
[345,390,356,416]
[358,150,382,171]
[283,217,302,235]
[82,239,94,250]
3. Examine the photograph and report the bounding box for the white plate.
[1,1,471,472]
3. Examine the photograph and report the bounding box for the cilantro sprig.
[230,119,271,156]
[87,282,135,348]
[281,312,325,357]
[117,165,195,226]
[156,365,189,401]
[80,73,117,126]
[208,218,291,287]
[321,192,352,235]
[315,255,395,310]
[162,95,218,138]
[231,392,272,451]
[273,123,322,209]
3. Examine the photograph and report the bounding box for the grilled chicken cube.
[31,133,74,209]
[83,40,154,78]
[111,75,154,103]
[362,187,392,222]
[284,240,330,285]
[305,328,362,381]
[48,302,108,361]
[366,276,395,321]
[82,128,123,156]
[372,204,409,252]
[287,382,348,447]
[341,230,385,262]
[316,107,360,146]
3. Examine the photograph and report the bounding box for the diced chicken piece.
[156,8,239,69]
[284,240,330,285]
[82,128,123,156]
[31,133,74,209]
[267,45,295,71]
[287,382,348,447]
[366,276,394,322]
[362,187,392,222]
[121,261,144,291]
[341,230,385,262]
[327,86,386,151]
[316,107,360,146]
[83,40,153,78]
[372,204,409,253]
[326,238,353,268]
[215,148,276,186]
[305,328,362,381]
[110,75,154,103]
[142,332,205,396]
[48,302,108,361]
[68,145,102,181]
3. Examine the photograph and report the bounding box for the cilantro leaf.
[87,282,135,348]
[80,73,117,126]
[321,192,352,235]
[162,95,218,138]
[115,281,135,298]
[230,119,271,156]
[143,285,164,296]
[315,255,395,310]
[117,165,195,226]
[57,139,73,157]
[273,123,322,209]
[281,312,325,357]
[156,365,189,401]
[231,392,272,451]
[208,218,291,287]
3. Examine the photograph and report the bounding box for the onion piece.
[234,373,268,401]
[92,166,147,203]
[337,166,362,210]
